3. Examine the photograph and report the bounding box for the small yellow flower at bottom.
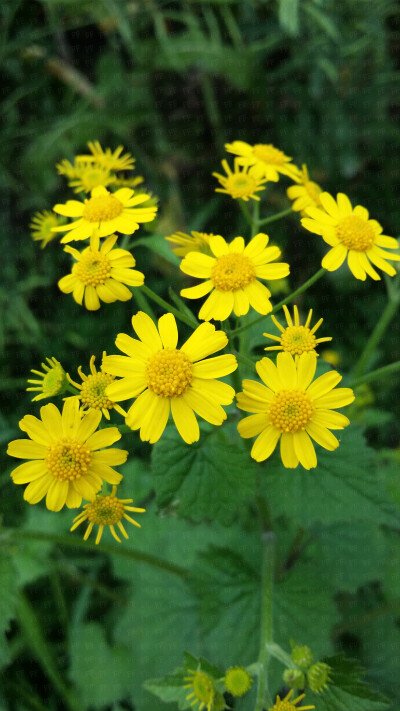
[237,351,354,470]
[30,210,63,248]
[58,231,144,310]
[184,670,225,711]
[180,233,290,321]
[213,158,268,201]
[263,305,331,356]
[7,398,127,511]
[27,357,68,401]
[269,689,314,711]
[70,486,145,544]
[67,353,126,420]
[224,667,252,697]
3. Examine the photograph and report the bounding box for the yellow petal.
[321,245,347,271]
[251,426,280,462]
[306,371,342,400]
[209,235,229,257]
[181,322,228,362]
[19,415,53,446]
[11,460,47,484]
[76,409,102,442]
[24,474,53,504]
[276,352,297,388]
[347,251,366,281]
[199,289,234,321]
[192,354,237,379]
[280,433,299,468]
[62,397,81,438]
[46,480,68,512]
[256,358,282,391]
[296,352,317,390]
[106,376,147,402]
[158,313,178,349]
[191,378,235,405]
[183,389,227,426]
[293,431,317,470]
[7,439,46,460]
[237,413,269,438]
[85,427,121,451]
[245,280,272,315]
[314,388,355,409]
[180,252,215,278]
[131,311,163,352]
[306,421,339,450]
[180,281,214,299]
[171,397,199,444]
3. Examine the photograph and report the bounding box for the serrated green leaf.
[144,652,223,710]
[310,654,389,711]
[152,425,256,525]
[69,623,132,709]
[261,427,399,526]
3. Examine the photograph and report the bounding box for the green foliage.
[144,652,223,710]
[0,553,18,666]
[309,655,389,711]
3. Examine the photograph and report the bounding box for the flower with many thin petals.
[180,233,290,321]
[213,158,268,201]
[52,185,157,243]
[225,141,300,182]
[58,231,144,310]
[76,141,135,172]
[287,164,323,214]
[27,357,67,402]
[7,398,127,511]
[67,353,126,420]
[102,312,237,444]
[263,305,331,356]
[269,689,314,711]
[237,351,354,469]
[56,158,116,193]
[30,210,63,248]
[301,192,400,280]
[70,486,145,544]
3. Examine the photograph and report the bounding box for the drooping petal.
[171,397,199,444]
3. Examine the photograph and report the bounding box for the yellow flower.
[103,312,237,445]
[301,192,400,280]
[67,353,126,420]
[76,141,135,172]
[224,667,252,697]
[56,158,116,193]
[27,357,67,401]
[184,669,225,711]
[225,141,300,182]
[263,305,332,356]
[70,485,145,544]
[52,185,157,243]
[287,164,323,214]
[321,349,341,367]
[237,351,354,469]
[212,158,268,201]
[165,231,214,257]
[269,689,314,711]
[180,233,290,321]
[30,210,62,248]
[58,231,144,311]
[7,398,127,511]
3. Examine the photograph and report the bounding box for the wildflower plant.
[5,139,400,711]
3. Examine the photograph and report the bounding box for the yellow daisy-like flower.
[184,670,225,711]
[165,231,215,257]
[76,141,135,172]
[52,185,157,243]
[212,158,268,201]
[27,357,67,402]
[67,353,126,420]
[287,164,323,214]
[301,192,400,280]
[7,398,127,511]
[58,231,144,311]
[103,312,237,445]
[70,485,145,544]
[269,689,314,711]
[56,158,116,193]
[237,351,354,470]
[225,141,300,182]
[263,305,332,356]
[180,233,290,321]
[30,210,62,248]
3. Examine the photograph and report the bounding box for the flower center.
[280,326,317,355]
[269,390,314,432]
[227,173,258,198]
[146,349,193,397]
[252,144,287,165]
[271,701,297,711]
[41,367,65,395]
[336,215,375,251]
[75,252,112,286]
[45,438,92,480]
[211,253,256,291]
[82,193,123,222]
[80,372,115,410]
[85,495,125,525]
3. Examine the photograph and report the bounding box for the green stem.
[252,200,260,238]
[254,531,275,711]
[351,359,400,388]
[140,285,198,328]
[238,200,253,227]
[258,207,293,226]
[64,384,80,395]
[7,529,188,579]
[229,268,326,338]
[352,297,400,380]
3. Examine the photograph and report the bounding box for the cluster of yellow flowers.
[10,138,398,546]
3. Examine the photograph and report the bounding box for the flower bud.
[282,668,306,689]
[307,662,331,693]
[224,666,252,697]
[290,644,313,670]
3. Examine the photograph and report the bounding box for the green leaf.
[133,234,180,266]
[310,654,389,711]
[144,652,223,710]
[279,0,299,36]
[0,552,18,667]
[152,424,256,525]
[69,623,132,709]
[261,427,399,526]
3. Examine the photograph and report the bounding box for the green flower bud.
[282,668,306,689]
[290,644,313,670]
[224,666,252,697]
[307,662,331,693]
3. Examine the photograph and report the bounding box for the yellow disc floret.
[224,667,252,697]
[146,349,193,397]
[45,439,92,481]
[82,193,124,223]
[211,253,255,291]
[280,326,317,355]
[85,494,125,526]
[336,215,375,251]
[74,251,112,286]
[79,372,115,411]
[269,390,314,432]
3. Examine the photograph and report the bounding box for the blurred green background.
[1,1,400,710]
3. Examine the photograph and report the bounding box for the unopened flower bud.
[283,668,306,689]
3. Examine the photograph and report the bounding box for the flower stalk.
[254,530,275,711]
